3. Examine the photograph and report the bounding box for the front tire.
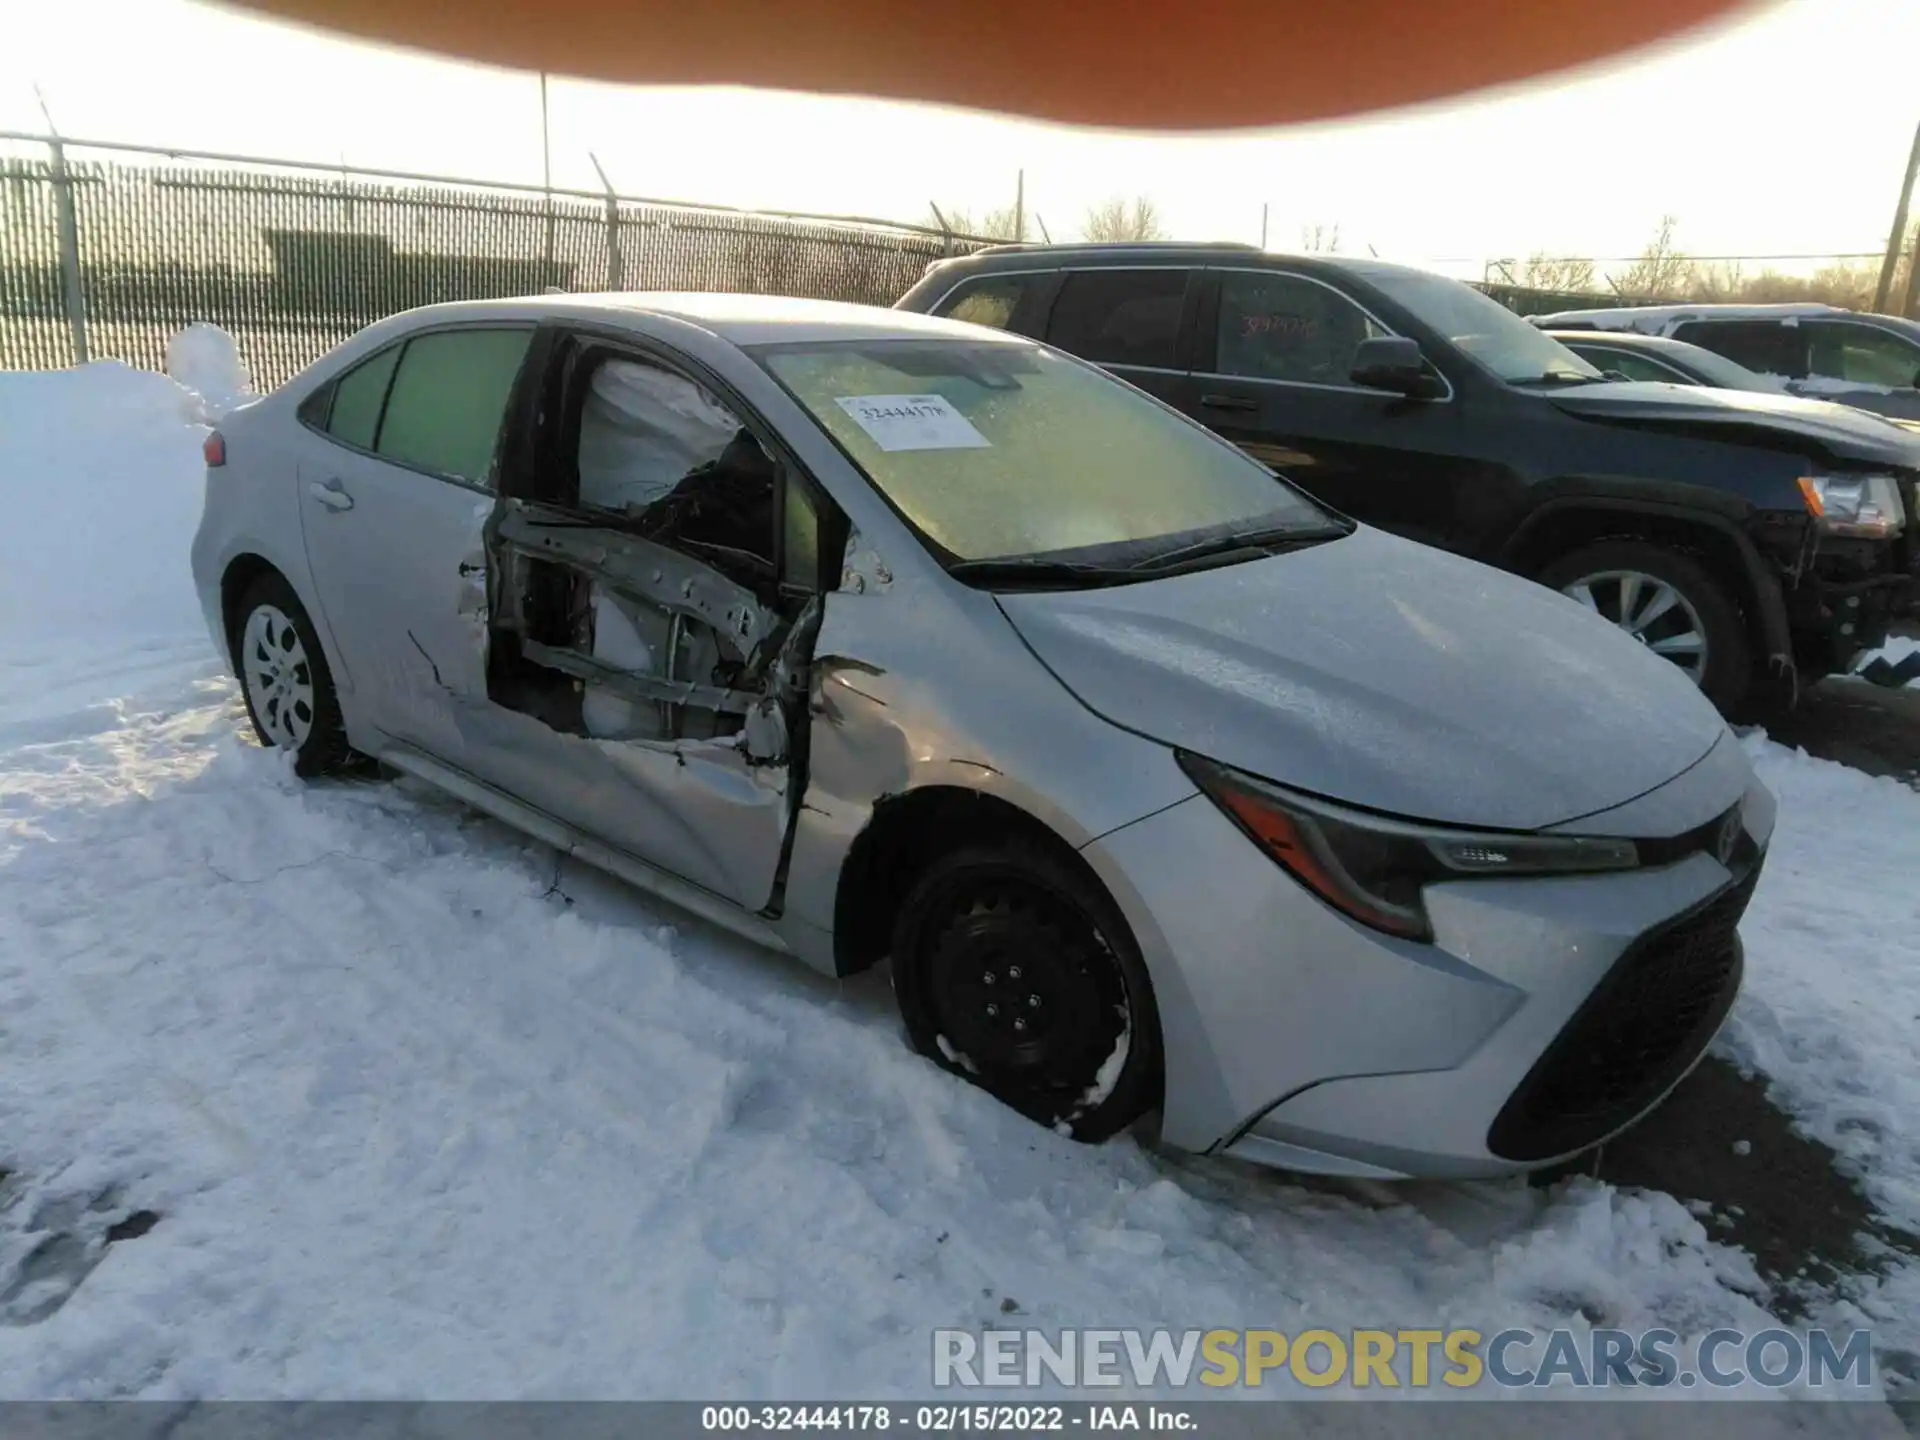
[232,572,351,777]
[891,840,1161,1142]
[1538,541,1752,714]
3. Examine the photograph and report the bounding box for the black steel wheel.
[892,840,1160,1141]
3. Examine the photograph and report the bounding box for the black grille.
[1487,862,1761,1163]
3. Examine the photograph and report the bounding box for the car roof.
[1545,330,1711,354]
[1531,302,1848,332]
[924,242,1446,286]
[371,291,1017,348]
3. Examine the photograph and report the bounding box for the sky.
[2,0,1916,281]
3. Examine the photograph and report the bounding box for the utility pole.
[1014,169,1025,244]
[590,152,621,290]
[1903,220,1920,319]
[1874,119,1920,314]
[540,72,555,287]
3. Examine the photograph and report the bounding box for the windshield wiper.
[1128,522,1350,572]
[1509,372,1608,386]
[945,557,1144,589]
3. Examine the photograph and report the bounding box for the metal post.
[1260,203,1268,250]
[540,73,556,287]
[1875,120,1920,314]
[590,152,621,290]
[928,201,953,257]
[1902,219,1920,319]
[1014,170,1025,244]
[46,135,88,366]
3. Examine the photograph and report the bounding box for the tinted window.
[1807,322,1920,388]
[782,474,822,591]
[1575,347,1692,384]
[324,345,401,450]
[1216,272,1388,384]
[1671,321,1806,378]
[376,328,532,485]
[941,275,1030,332]
[1046,269,1188,369]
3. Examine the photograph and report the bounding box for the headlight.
[1177,753,1639,941]
[1797,474,1905,539]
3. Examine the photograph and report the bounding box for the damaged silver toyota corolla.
[192,294,1775,1179]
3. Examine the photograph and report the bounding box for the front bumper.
[1080,746,1773,1180]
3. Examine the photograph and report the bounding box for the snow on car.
[0,349,1916,1402]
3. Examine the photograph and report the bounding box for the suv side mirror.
[1350,336,1445,399]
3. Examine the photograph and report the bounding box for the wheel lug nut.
[982,972,996,986]
[1013,1019,1027,1032]
[985,1003,999,1018]
[1007,966,1022,980]
[1027,995,1040,1008]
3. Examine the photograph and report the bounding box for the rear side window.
[940,275,1032,332]
[1046,269,1188,369]
[1671,321,1806,378]
[323,345,401,450]
[376,328,533,486]
[1806,322,1920,388]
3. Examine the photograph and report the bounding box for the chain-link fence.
[1,135,990,388]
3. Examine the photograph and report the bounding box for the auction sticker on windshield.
[836,394,991,451]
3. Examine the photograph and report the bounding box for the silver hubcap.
[1562,570,1709,684]
[242,604,316,750]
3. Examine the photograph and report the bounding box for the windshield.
[1668,343,1782,392]
[757,338,1335,565]
[1365,270,1603,384]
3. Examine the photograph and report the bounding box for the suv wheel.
[1538,542,1751,712]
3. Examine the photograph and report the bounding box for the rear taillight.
[203,431,226,467]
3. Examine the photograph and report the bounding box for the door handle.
[1199,394,1260,412]
[307,478,354,512]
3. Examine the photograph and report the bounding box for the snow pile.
[1731,734,1920,1228]
[164,323,254,424]
[0,363,210,710]
[0,362,1916,1404]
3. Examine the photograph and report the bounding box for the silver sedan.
[191,293,1774,1179]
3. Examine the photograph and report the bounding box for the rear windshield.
[755,337,1331,564]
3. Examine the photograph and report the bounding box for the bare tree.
[1299,222,1341,254]
[1614,215,1694,300]
[1081,196,1169,243]
[931,204,1022,242]
[1512,253,1598,292]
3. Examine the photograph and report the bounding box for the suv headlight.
[1797,474,1906,539]
[1177,753,1639,942]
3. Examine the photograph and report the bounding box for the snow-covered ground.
[2,361,1918,1403]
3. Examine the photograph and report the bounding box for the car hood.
[998,527,1728,832]
[1548,382,1920,468]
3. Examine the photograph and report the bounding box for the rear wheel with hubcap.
[1538,541,1751,713]
[233,572,352,776]
[892,841,1160,1141]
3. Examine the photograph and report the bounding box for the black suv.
[897,244,1920,712]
